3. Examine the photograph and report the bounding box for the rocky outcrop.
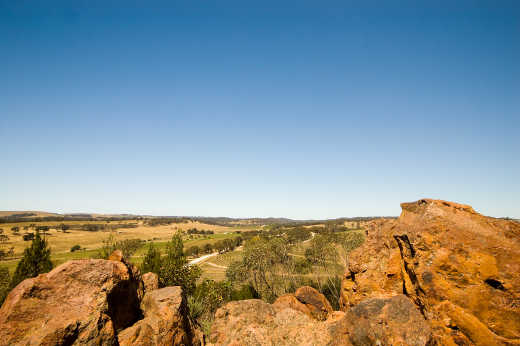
[118,286,202,346]
[210,295,431,345]
[340,199,520,345]
[0,253,200,346]
[142,272,159,293]
[273,286,333,320]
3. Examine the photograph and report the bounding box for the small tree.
[159,233,201,295]
[141,243,162,274]
[203,243,213,254]
[10,231,53,288]
[185,245,200,257]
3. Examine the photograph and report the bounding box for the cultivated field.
[0,219,259,273]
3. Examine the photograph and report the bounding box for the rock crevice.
[0,252,201,346]
[341,198,520,345]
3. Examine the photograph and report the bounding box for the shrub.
[231,284,260,300]
[185,245,200,257]
[70,244,81,252]
[158,234,201,295]
[203,243,213,253]
[97,235,144,259]
[294,258,312,274]
[141,243,161,274]
[23,233,34,241]
[192,279,232,317]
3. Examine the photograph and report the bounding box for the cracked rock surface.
[340,199,520,345]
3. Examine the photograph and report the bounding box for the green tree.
[10,231,53,289]
[203,243,213,253]
[141,243,162,274]
[304,234,338,267]
[159,233,201,295]
[185,245,200,257]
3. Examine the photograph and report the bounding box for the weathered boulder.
[0,259,144,345]
[118,286,201,346]
[209,299,345,345]
[142,272,159,293]
[210,295,431,346]
[0,257,201,346]
[294,286,333,320]
[336,294,432,346]
[273,286,333,320]
[108,249,124,262]
[273,293,313,318]
[340,199,520,345]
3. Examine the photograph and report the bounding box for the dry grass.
[0,220,260,275]
[0,220,257,255]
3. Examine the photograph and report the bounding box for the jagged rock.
[0,259,200,346]
[273,286,333,320]
[118,286,201,346]
[0,259,144,345]
[142,272,159,292]
[340,199,520,345]
[108,249,124,262]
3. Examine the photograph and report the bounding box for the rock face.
[340,199,520,345]
[0,256,199,346]
[210,295,431,345]
[118,286,201,346]
[142,272,159,293]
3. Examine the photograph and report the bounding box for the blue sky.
[1,1,518,218]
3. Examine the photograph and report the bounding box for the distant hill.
[0,211,397,225]
[0,211,61,218]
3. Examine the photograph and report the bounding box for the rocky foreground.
[1,199,519,345]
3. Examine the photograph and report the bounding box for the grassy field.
[0,219,257,274]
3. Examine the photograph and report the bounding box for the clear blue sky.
[1,1,518,219]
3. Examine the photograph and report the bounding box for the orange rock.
[273,293,313,317]
[0,259,201,346]
[108,249,124,262]
[340,198,520,345]
[118,286,201,346]
[273,286,333,321]
[209,295,432,345]
[142,272,159,293]
[0,259,143,345]
[294,286,333,320]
